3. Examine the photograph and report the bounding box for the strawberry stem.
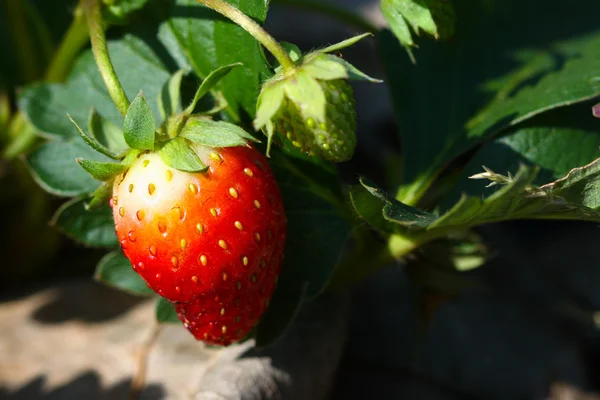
[196,0,297,74]
[81,0,130,116]
[45,7,89,81]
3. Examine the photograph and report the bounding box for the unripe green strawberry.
[254,34,381,163]
[271,78,356,162]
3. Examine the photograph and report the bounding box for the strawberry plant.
[2,0,600,373]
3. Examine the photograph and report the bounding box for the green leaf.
[381,0,456,48]
[444,105,600,207]
[354,162,600,242]
[88,108,128,155]
[87,183,113,210]
[319,33,373,54]
[321,54,382,83]
[158,69,186,120]
[302,55,348,81]
[158,0,268,121]
[51,198,118,248]
[95,251,154,296]
[155,298,179,323]
[354,178,437,231]
[26,138,110,197]
[381,2,413,50]
[68,113,120,159]
[349,183,398,234]
[280,42,303,64]
[254,81,285,132]
[123,92,155,150]
[77,159,128,182]
[158,137,207,172]
[19,34,170,140]
[380,0,600,205]
[536,159,600,209]
[184,63,242,114]
[180,118,258,148]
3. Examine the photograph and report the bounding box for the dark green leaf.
[355,163,600,241]
[51,198,118,248]
[354,178,438,231]
[158,69,186,120]
[89,109,128,155]
[26,138,109,197]
[95,251,154,296]
[444,105,600,208]
[77,159,128,182]
[255,281,307,347]
[124,92,155,150]
[271,152,351,299]
[180,118,258,147]
[158,0,268,120]
[185,63,242,114]
[254,151,351,345]
[158,137,207,172]
[349,183,397,234]
[68,114,120,159]
[155,298,179,323]
[19,34,170,140]
[380,0,600,205]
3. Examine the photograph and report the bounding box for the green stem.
[1,0,43,81]
[2,6,90,160]
[274,0,378,34]
[329,230,420,289]
[388,233,420,259]
[22,0,55,65]
[328,236,394,289]
[81,0,130,116]
[196,0,297,74]
[395,170,437,206]
[45,7,89,81]
[3,114,37,160]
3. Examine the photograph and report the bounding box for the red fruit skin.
[112,146,286,345]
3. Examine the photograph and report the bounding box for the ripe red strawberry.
[111,145,286,345]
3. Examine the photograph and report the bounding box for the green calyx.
[254,33,381,162]
[72,64,259,208]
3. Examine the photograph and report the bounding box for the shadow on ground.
[31,281,146,324]
[0,372,165,400]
